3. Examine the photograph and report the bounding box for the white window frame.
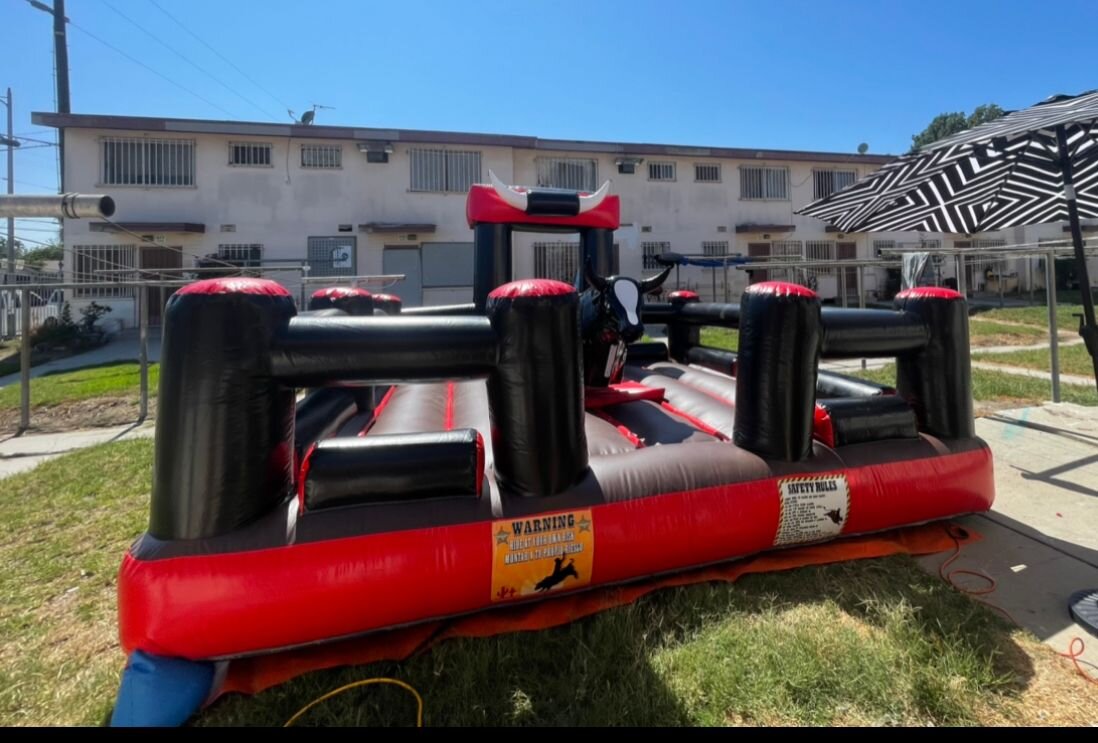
[216,243,264,267]
[300,144,342,169]
[694,163,721,183]
[812,169,856,200]
[642,241,670,270]
[647,161,676,182]
[738,165,789,201]
[535,157,598,191]
[72,245,136,297]
[228,141,273,168]
[409,149,483,193]
[701,241,728,257]
[100,137,195,187]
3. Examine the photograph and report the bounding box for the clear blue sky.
[5,0,1098,246]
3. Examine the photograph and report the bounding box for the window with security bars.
[101,137,195,186]
[533,242,580,283]
[695,164,721,183]
[739,166,788,200]
[301,144,342,169]
[409,149,482,192]
[217,243,264,267]
[307,237,356,277]
[766,240,803,282]
[813,169,856,200]
[648,161,676,181]
[536,158,598,191]
[642,241,670,270]
[73,245,136,297]
[702,241,728,257]
[229,142,272,167]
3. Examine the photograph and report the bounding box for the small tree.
[909,104,1005,153]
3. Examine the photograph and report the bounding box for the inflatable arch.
[111,177,994,725]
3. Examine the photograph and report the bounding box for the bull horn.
[577,180,611,213]
[489,170,528,212]
[583,257,607,291]
[639,264,673,293]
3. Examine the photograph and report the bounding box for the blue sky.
[5,0,1098,245]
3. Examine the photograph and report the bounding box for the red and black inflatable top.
[466,171,620,230]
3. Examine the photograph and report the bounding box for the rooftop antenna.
[290,104,334,126]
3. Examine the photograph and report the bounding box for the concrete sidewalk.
[0,329,161,389]
[0,421,155,478]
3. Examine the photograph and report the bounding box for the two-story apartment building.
[33,112,1091,326]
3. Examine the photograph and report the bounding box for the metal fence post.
[138,283,149,421]
[1046,250,1061,403]
[20,288,30,431]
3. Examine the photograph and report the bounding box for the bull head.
[489,170,611,216]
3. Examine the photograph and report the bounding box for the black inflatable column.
[473,223,514,311]
[581,227,617,277]
[666,290,700,362]
[734,282,821,461]
[150,278,296,540]
[486,279,588,496]
[894,287,974,439]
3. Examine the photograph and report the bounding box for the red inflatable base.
[119,446,993,661]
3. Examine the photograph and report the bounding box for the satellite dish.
[300,110,315,126]
[857,142,869,155]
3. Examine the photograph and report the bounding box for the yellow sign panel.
[491,509,594,602]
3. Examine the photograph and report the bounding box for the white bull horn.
[577,181,611,213]
[489,170,528,212]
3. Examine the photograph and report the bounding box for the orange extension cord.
[938,524,1097,685]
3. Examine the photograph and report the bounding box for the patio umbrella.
[797,90,1098,392]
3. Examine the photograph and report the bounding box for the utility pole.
[28,0,69,186]
[5,88,13,276]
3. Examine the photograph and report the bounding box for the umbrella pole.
[1055,126,1098,394]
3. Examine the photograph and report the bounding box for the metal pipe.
[138,284,149,421]
[1047,250,1061,403]
[0,193,115,219]
[20,289,30,431]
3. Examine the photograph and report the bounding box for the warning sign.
[774,474,850,546]
[491,510,594,602]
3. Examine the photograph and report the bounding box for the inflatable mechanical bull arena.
[111,173,994,725]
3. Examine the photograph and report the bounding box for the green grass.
[2,440,1088,726]
[0,362,159,410]
[973,344,1097,378]
[852,364,1098,407]
[700,327,737,352]
[973,304,1085,333]
[967,318,1049,345]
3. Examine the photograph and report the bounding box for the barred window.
[648,161,676,181]
[533,242,580,283]
[702,241,728,257]
[409,149,482,192]
[228,142,272,167]
[536,157,598,191]
[813,169,856,200]
[73,245,136,297]
[695,164,721,183]
[642,241,670,270]
[739,166,788,200]
[101,137,195,186]
[217,243,263,267]
[301,144,342,169]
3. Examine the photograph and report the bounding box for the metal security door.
[139,246,183,325]
[383,246,423,307]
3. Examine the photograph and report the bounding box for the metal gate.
[307,236,357,277]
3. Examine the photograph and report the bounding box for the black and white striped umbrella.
[797,90,1098,390]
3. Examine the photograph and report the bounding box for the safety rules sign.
[491,509,594,602]
[774,474,850,546]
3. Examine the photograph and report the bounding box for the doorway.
[747,243,769,283]
[383,246,423,307]
[139,246,182,325]
[837,242,858,304]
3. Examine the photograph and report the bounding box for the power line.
[99,0,280,120]
[68,20,238,118]
[1,178,57,190]
[147,0,293,112]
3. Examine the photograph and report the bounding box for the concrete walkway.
[0,329,160,388]
[971,360,1096,387]
[0,421,155,478]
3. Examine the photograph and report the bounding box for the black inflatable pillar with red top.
[894,287,974,439]
[666,290,701,362]
[308,286,374,315]
[734,281,821,461]
[372,293,403,315]
[150,278,297,540]
[485,279,588,496]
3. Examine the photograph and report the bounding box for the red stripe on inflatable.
[584,382,665,409]
[813,405,835,448]
[311,287,372,299]
[659,401,729,440]
[444,382,456,431]
[118,447,993,660]
[895,287,962,301]
[358,387,397,436]
[297,442,318,515]
[474,432,485,497]
[591,409,644,448]
[668,290,700,301]
[465,184,621,230]
[744,281,817,299]
[178,278,291,297]
[487,279,575,300]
